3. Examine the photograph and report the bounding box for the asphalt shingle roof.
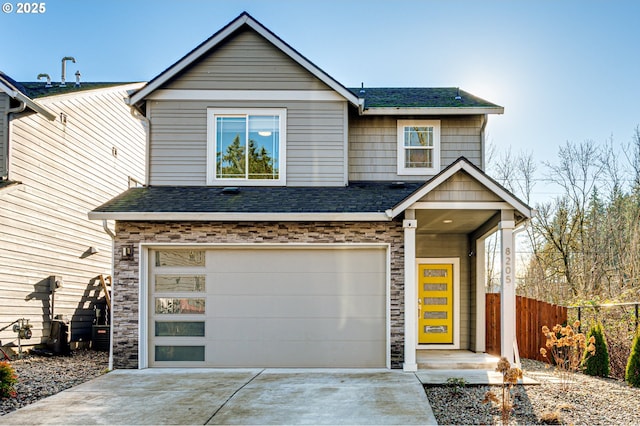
[92,182,424,214]
[348,87,501,109]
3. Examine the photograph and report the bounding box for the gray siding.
[0,85,146,348]
[148,100,346,186]
[165,28,333,91]
[0,93,9,178]
[416,234,471,350]
[348,114,484,181]
[420,171,502,202]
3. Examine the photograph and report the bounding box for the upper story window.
[397,119,440,175]
[207,108,286,185]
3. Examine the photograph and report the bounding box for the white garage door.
[148,247,387,367]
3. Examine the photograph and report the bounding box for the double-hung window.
[207,108,286,185]
[397,119,440,175]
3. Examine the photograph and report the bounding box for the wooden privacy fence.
[486,294,567,361]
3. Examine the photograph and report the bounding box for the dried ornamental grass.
[540,321,595,391]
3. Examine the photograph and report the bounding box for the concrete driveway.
[1,368,437,425]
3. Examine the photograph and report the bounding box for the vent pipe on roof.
[455,87,462,101]
[37,73,52,88]
[359,82,365,95]
[60,56,76,87]
[75,70,81,87]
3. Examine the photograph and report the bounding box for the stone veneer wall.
[112,221,405,369]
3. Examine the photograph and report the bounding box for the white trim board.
[147,89,346,102]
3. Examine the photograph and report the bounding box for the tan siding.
[421,171,502,202]
[416,234,471,349]
[0,86,146,347]
[348,114,484,181]
[148,100,346,186]
[0,94,8,177]
[165,29,332,91]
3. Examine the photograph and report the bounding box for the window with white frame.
[207,109,286,185]
[397,119,440,175]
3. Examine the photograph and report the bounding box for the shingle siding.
[112,221,406,369]
[348,114,484,181]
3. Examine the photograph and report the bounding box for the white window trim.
[397,119,441,175]
[206,108,287,186]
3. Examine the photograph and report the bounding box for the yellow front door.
[418,263,454,344]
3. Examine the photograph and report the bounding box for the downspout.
[480,114,488,170]
[102,220,115,371]
[4,100,27,179]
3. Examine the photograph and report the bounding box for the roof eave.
[88,211,391,222]
[128,13,360,108]
[361,106,504,115]
[0,80,56,121]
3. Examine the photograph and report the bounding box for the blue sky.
[2,0,639,200]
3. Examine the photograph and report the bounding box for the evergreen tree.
[582,321,610,377]
[626,326,640,387]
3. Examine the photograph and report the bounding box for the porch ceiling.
[415,209,497,234]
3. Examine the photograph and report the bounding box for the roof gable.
[128,12,360,107]
[388,157,533,220]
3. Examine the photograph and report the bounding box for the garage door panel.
[207,340,385,368]
[208,317,385,341]
[208,295,385,318]
[150,247,387,368]
[209,272,386,296]
[207,249,386,274]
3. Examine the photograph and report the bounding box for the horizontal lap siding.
[0,86,146,346]
[348,114,484,181]
[165,29,329,91]
[148,100,346,186]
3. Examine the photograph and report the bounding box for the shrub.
[626,326,640,388]
[0,361,17,398]
[482,357,523,423]
[540,321,595,391]
[582,321,610,377]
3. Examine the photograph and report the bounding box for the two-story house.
[90,13,532,370]
[0,72,145,352]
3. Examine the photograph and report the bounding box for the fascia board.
[88,211,391,222]
[361,107,504,115]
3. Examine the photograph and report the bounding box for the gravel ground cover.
[2,352,640,424]
[425,358,640,425]
[1,350,108,416]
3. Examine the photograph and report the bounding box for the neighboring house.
[90,12,533,370]
[0,72,145,351]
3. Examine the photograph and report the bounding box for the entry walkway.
[1,369,438,425]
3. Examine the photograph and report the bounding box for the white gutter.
[360,106,504,116]
[89,211,392,222]
[3,100,26,178]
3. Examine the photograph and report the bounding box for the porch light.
[258,131,272,137]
